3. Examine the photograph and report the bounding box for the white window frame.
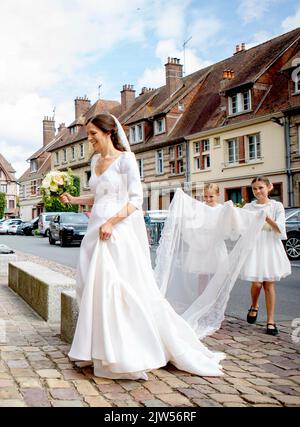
[194,142,200,154]
[154,118,166,135]
[247,133,261,161]
[194,157,201,171]
[71,146,76,160]
[30,160,37,173]
[130,124,144,144]
[177,144,183,158]
[137,158,144,178]
[156,149,164,175]
[55,152,59,164]
[178,159,184,174]
[229,90,251,115]
[169,146,175,160]
[63,149,67,162]
[170,161,175,174]
[294,72,300,94]
[79,143,84,158]
[227,138,239,164]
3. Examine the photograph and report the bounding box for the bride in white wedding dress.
[60,113,225,380]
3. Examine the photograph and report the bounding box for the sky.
[0,0,300,179]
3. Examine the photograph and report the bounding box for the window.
[0,184,7,193]
[85,171,91,187]
[294,72,300,94]
[70,126,77,135]
[229,90,251,115]
[63,149,67,162]
[154,118,166,135]
[194,142,200,154]
[71,146,76,160]
[227,138,239,163]
[177,144,183,158]
[170,161,175,174]
[79,143,84,158]
[137,159,144,178]
[55,152,59,164]
[169,146,175,160]
[194,157,201,171]
[9,200,15,209]
[30,160,37,172]
[247,134,261,160]
[178,159,184,174]
[31,180,37,195]
[130,124,144,144]
[201,139,210,152]
[193,139,210,171]
[298,125,300,154]
[156,149,164,174]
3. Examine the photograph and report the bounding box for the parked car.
[144,210,168,246]
[0,219,22,234]
[19,217,39,236]
[48,212,89,247]
[284,207,300,261]
[38,212,62,237]
[7,219,24,234]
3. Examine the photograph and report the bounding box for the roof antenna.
[98,84,102,100]
[183,36,192,76]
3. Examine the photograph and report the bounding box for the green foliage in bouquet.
[234,198,246,208]
[0,192,6,219]
[41,169,80,213]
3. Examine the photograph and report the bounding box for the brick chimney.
[220,69,235,92]
[165,57,183,96]
[234,43,246,55]
[57,123,66,133]
[121,84,135,113]
[43,116,55,147]
[75,96,91,120]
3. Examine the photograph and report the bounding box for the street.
[1,234,299,322]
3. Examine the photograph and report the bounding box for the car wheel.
[284,233,300,261]
[60,233,67,247]
[49,232,56,245]
[45,229,49,237]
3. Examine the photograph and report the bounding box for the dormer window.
[293,71,300,94]
[154,118,166,135]
[70,126,77,135]
[30,160,37,172]
[229,90,251,115]
[129,124,144,144]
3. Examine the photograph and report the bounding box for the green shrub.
[0,192,5,219]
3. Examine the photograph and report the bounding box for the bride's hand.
[99,222,113,240]
[60,192,74,204]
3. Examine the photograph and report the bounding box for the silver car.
[38,212,62,237]
[284,208,300,261]
[0,219,22,234]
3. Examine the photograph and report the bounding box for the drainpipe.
[185,139,191,194]
[284,116,293,206]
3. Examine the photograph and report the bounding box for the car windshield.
[45,215,57,221]
[60,214,88,224]
[285,209,299,219]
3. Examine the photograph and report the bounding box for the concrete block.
[0,254,17,276]
[61,290,78,343]
[8,261,75,322]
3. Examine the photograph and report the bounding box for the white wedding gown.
[68,151,225,379]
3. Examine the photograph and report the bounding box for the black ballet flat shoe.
[266,323,279,336]
[247,307,259,324]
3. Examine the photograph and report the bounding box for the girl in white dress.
[60,113,225,380]
[240,176,291,335]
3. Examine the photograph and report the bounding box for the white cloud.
[282,7,300,31]
[246,31,274,49]
[237,0,277,24]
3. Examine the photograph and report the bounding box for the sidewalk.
[0,252,300,407]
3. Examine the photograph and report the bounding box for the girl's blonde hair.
[204,183,220,195]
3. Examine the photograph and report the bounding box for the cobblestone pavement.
[0,250,299,407]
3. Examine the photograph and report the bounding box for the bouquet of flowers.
[41,169,76,208]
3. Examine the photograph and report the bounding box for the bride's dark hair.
[86,113,126,152]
